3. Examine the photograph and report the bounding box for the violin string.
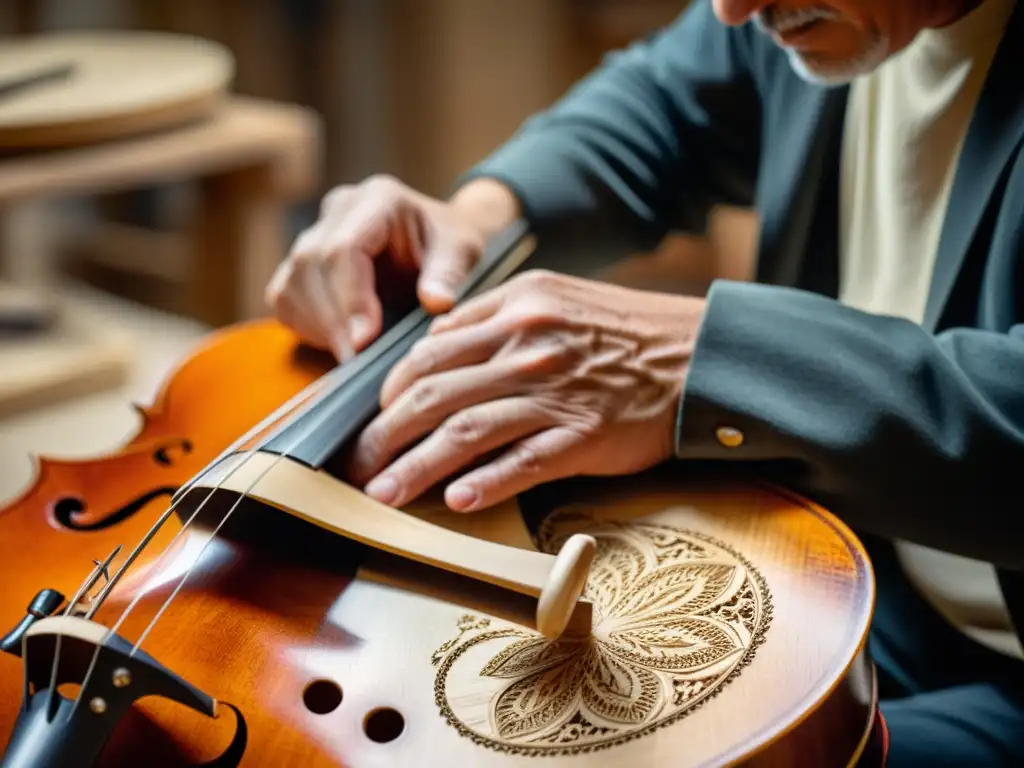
[33,545,125,713]
[128,417,349,654]
[61,544,123,617]
[62,391,327,720]
[83,372,337,619]
[61,369,341,718]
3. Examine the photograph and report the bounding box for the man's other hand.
[348,270,706,512]
[265,175,520,361]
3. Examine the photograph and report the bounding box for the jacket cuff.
[674,279,810,461]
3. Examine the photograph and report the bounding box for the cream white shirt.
[838,0,1021,658]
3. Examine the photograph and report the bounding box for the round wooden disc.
[0,31,234,149]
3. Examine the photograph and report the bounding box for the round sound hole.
[363,707,404,743]
[302,679,343,715]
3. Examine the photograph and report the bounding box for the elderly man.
[266,0,1024,763]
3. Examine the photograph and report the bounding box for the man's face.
[712,1,965,84]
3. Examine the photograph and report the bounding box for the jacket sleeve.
[457,0,762,254]
[674,279,1024,569]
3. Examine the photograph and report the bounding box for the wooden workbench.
[0,94,321,416]
[1,94,320,322]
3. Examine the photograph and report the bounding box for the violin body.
[0,316,878,768]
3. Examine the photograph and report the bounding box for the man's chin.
[782,39,891,86]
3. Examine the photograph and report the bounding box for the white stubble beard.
[753,8,891,86]
[783,33,891,85]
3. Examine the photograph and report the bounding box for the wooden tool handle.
[194,451,595,638]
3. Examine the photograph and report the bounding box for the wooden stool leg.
[193,164,286,326]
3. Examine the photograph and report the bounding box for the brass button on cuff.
[715,426,744,448]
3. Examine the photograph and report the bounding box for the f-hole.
[50,438,193,531]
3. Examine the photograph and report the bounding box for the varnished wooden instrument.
[0,221,878,767]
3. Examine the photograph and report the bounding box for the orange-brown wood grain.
[0,319,876,767]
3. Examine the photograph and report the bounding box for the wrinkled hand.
[347,270,706,512]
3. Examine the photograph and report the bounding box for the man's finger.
[266,223,322,309]
[428,287,504,336]
[325,250,381,353]
[380,318,507,407]
[418,233,480,313]
[318,201,393,348]
[361,397,555,507]
[274,289,332,353]
[351,356,528,482]
[443,426,585,512]
[302,262,355,362]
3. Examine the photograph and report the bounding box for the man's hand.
[347,270,706,512]
[265,175,520,361]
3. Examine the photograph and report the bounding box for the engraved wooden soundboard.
[327,474,875,766]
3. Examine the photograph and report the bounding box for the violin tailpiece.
[4,615,242,768]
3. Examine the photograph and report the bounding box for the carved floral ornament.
[432,506,773,755]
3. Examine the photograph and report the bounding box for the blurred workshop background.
[0,0,757,501]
